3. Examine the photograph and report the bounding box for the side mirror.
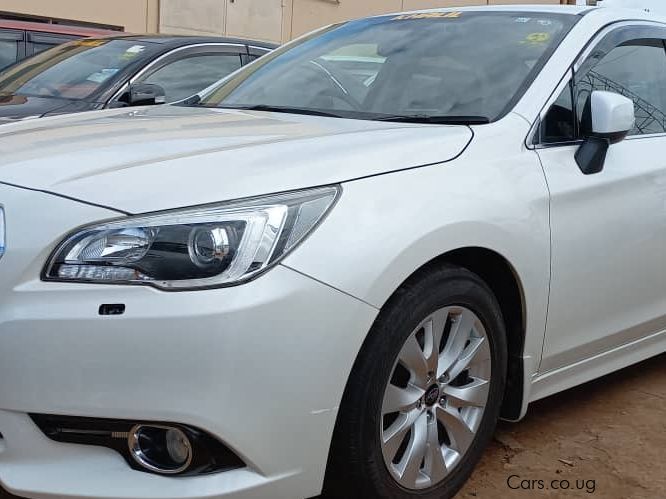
[128,83,166,107]
[575,91,635,175]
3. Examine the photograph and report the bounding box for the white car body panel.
[0,183,378,499]
[1,4,665,499]
[536,138,666,374]
[0,106,471,213]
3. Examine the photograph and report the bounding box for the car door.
[535,23,666,373]
[0,28,25,70]
[129,44,245,104]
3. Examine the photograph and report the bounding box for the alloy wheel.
[380,306,492,490]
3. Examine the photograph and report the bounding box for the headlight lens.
[44,187,339,290]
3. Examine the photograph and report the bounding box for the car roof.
[0,19,118,36]
[101,34,278,50]
[370,4,590,19]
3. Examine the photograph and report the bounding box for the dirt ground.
[460,353,666,499]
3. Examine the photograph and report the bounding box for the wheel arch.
[381,246,527,421]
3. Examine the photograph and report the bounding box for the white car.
[0,2,665,499]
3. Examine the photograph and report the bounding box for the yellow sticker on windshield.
[522,32,551,45]
[73,39,106,47]
[392,11,462,21]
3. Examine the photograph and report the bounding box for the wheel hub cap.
[423,385,440,407]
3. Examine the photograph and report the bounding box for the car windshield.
[199,11,576,123]
[0,39,160,100]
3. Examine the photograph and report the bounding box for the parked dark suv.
[0,35,276,123]
[0,19,117,70]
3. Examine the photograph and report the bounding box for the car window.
[0,31,21,71]
[140,53,243,102]
[201,12,577,122]
[541,80,576,144]
[0,39,18,70]
[576,39,666,136]
[0,39,161,100]
[28,33,76,57]
[319,44,386,101]
[31,41,64,55]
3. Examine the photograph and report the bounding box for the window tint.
[576,39,666,135]
[32,41,59,55]
[0,39,19,70]
[542,80,576,143]
[141,53,243,102]
[201,13,576,122]
[319,44,385,102]
[0,39,161,100]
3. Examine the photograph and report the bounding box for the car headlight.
[44,187,339,290]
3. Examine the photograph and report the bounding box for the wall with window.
[0,0,159,33]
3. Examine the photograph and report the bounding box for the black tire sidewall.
[326,266,508,499]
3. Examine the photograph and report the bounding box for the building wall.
[0,0,159,32]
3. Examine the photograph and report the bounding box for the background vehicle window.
[576,39,666,135]
[0,30,22,70]
[0,39,161,100]
[28,33,76,57]
[140,53,242,102]
[542,81,575,143]
[0,39,18,69]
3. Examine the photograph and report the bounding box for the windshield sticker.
[73,39,106,48]
[515,17,531,23]
[121,45,146,60]
[522,32,551,45]
[126,45,146,54]
[392,12,462,21]
[86,68,120,83]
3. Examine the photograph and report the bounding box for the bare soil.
[460,353,666,499]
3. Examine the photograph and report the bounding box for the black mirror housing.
[575,136,610,175]
[128,83,166,107]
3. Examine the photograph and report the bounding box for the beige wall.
[0,0,159,33]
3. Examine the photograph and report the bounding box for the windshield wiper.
[217,104,348,118]
[371,115,491,125]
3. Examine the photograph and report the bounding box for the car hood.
[0,93,77,120]
[0,105,473,213]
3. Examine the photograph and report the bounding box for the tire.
[324,265,507,499]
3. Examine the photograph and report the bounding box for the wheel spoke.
[423,413,448,485]
[424,308,449,376]
[382,409,422,460]
[442,378,489,408]
[435,405,475,454]
[398,336,428,386]
[382,383,424,414]
[394,412,428,488]
[438,309,475,377]
[447,336,487,381]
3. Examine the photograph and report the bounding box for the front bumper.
[0,184,378,499]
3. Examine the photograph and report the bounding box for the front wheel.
[325,266,507,499]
